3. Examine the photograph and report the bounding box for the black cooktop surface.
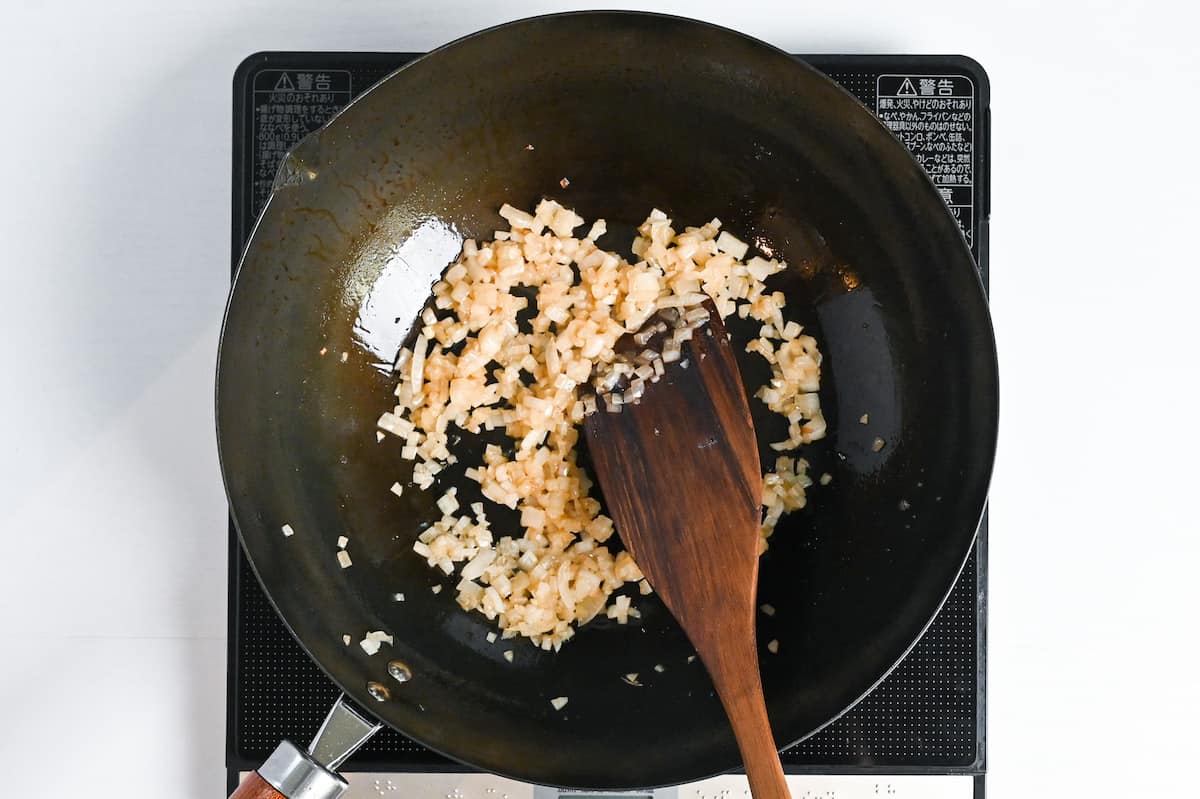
[228,51,990,779]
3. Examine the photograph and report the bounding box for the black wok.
[216,11,998,790]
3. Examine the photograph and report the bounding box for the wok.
[217,10,998,791]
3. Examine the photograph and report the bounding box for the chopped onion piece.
[337,550,352,569]
[337,535,349,549]
[461,549,496,580]
[392,348,411,373]
[550,696,569,710]
[281,524,295,537]
[499,203,537,230]
[715,230,749,259]
[410,334,428,388]
[436,488,459,515]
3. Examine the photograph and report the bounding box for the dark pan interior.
[216,11,998,790]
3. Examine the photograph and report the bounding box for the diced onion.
[377,201,825,649]
[436,487,460,515]
[715,230,749,259]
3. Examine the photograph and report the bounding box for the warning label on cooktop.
[250,69,352,216]
[875,74,975,246]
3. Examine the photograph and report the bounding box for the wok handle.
[230,772,287,799]
[229,740,349,799]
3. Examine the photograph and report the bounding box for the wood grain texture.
[229,772,287,799]
[584,309,789,799]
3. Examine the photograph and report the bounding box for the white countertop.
[1,1,1196,797]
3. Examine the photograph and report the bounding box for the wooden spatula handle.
[230,772,287,799]
[713,665,791,799]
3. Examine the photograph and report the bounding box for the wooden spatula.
[584,307,790,799]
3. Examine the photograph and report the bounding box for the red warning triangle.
[274,72,295,91]
[897,77,918,96]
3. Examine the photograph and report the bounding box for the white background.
[1,1,1196,797]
